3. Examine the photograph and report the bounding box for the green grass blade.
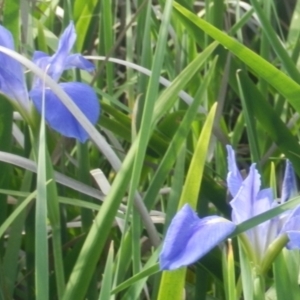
[126,0,174,226]
[236,72,261,168]
[112,264,160,295]
[0,190,37,239]
[101,0,114,95]
[74,0,99,51]
[173,2,300,114]
[235,70,300,174]
[98,242,114,300]
[144,58,217,210]
[249,0,300,83]
[157,103,217,300]
[35,86,49,299]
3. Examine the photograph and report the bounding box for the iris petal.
[0,25,29,109]
[226,145,243,197]
[280,206,300,249]
[65,54,95,72]
[281,160,298,203]
[30,82,100,143]
[251,190,276,256]
[230,164,261,224]
[32,50,49,62]
[49,22,77,80]
[285,231,300,250]
[32,22,78,83]
[159,204,236,270]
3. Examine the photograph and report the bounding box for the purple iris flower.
[0,22,99,143]
[159,145,300,270]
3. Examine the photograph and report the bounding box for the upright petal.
[251,189,276,257]
[254,188,273,215]
[281,206,300,249]
[230,164,261,224]
[31,51,52,88]
[281,160,298,203]
[30,82,100,142]
[33,22,77,83]
[226,145,243,197]
[159,204,236,270]
[0,25,29,109]
[48,22,77,80]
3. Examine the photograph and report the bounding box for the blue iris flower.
[0,26,29,111]
[0,22,99,143]
[159,145,300,270]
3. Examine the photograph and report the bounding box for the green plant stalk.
[222,239,236,300]
[253,275,265,300]
[260,234,289,274]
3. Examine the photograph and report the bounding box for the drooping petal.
[281,160,298,203]
[226,145,243,197]
[30,82,100,142]
[159,204,236,270]
[280,206,300,249]
[230,164,261,224]
[0,25,29,109]
[65,54,95,72]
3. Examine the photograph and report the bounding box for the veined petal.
[254,188,273,215]
[281,160,298,203]
[30,82,100,142]
[226,145,243,197]
[230,164,261,224]
[65,54,95,72]
[281,205,300,249]
[0,25,29,109]
[251,190,276,257]
[159,204,236,270]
